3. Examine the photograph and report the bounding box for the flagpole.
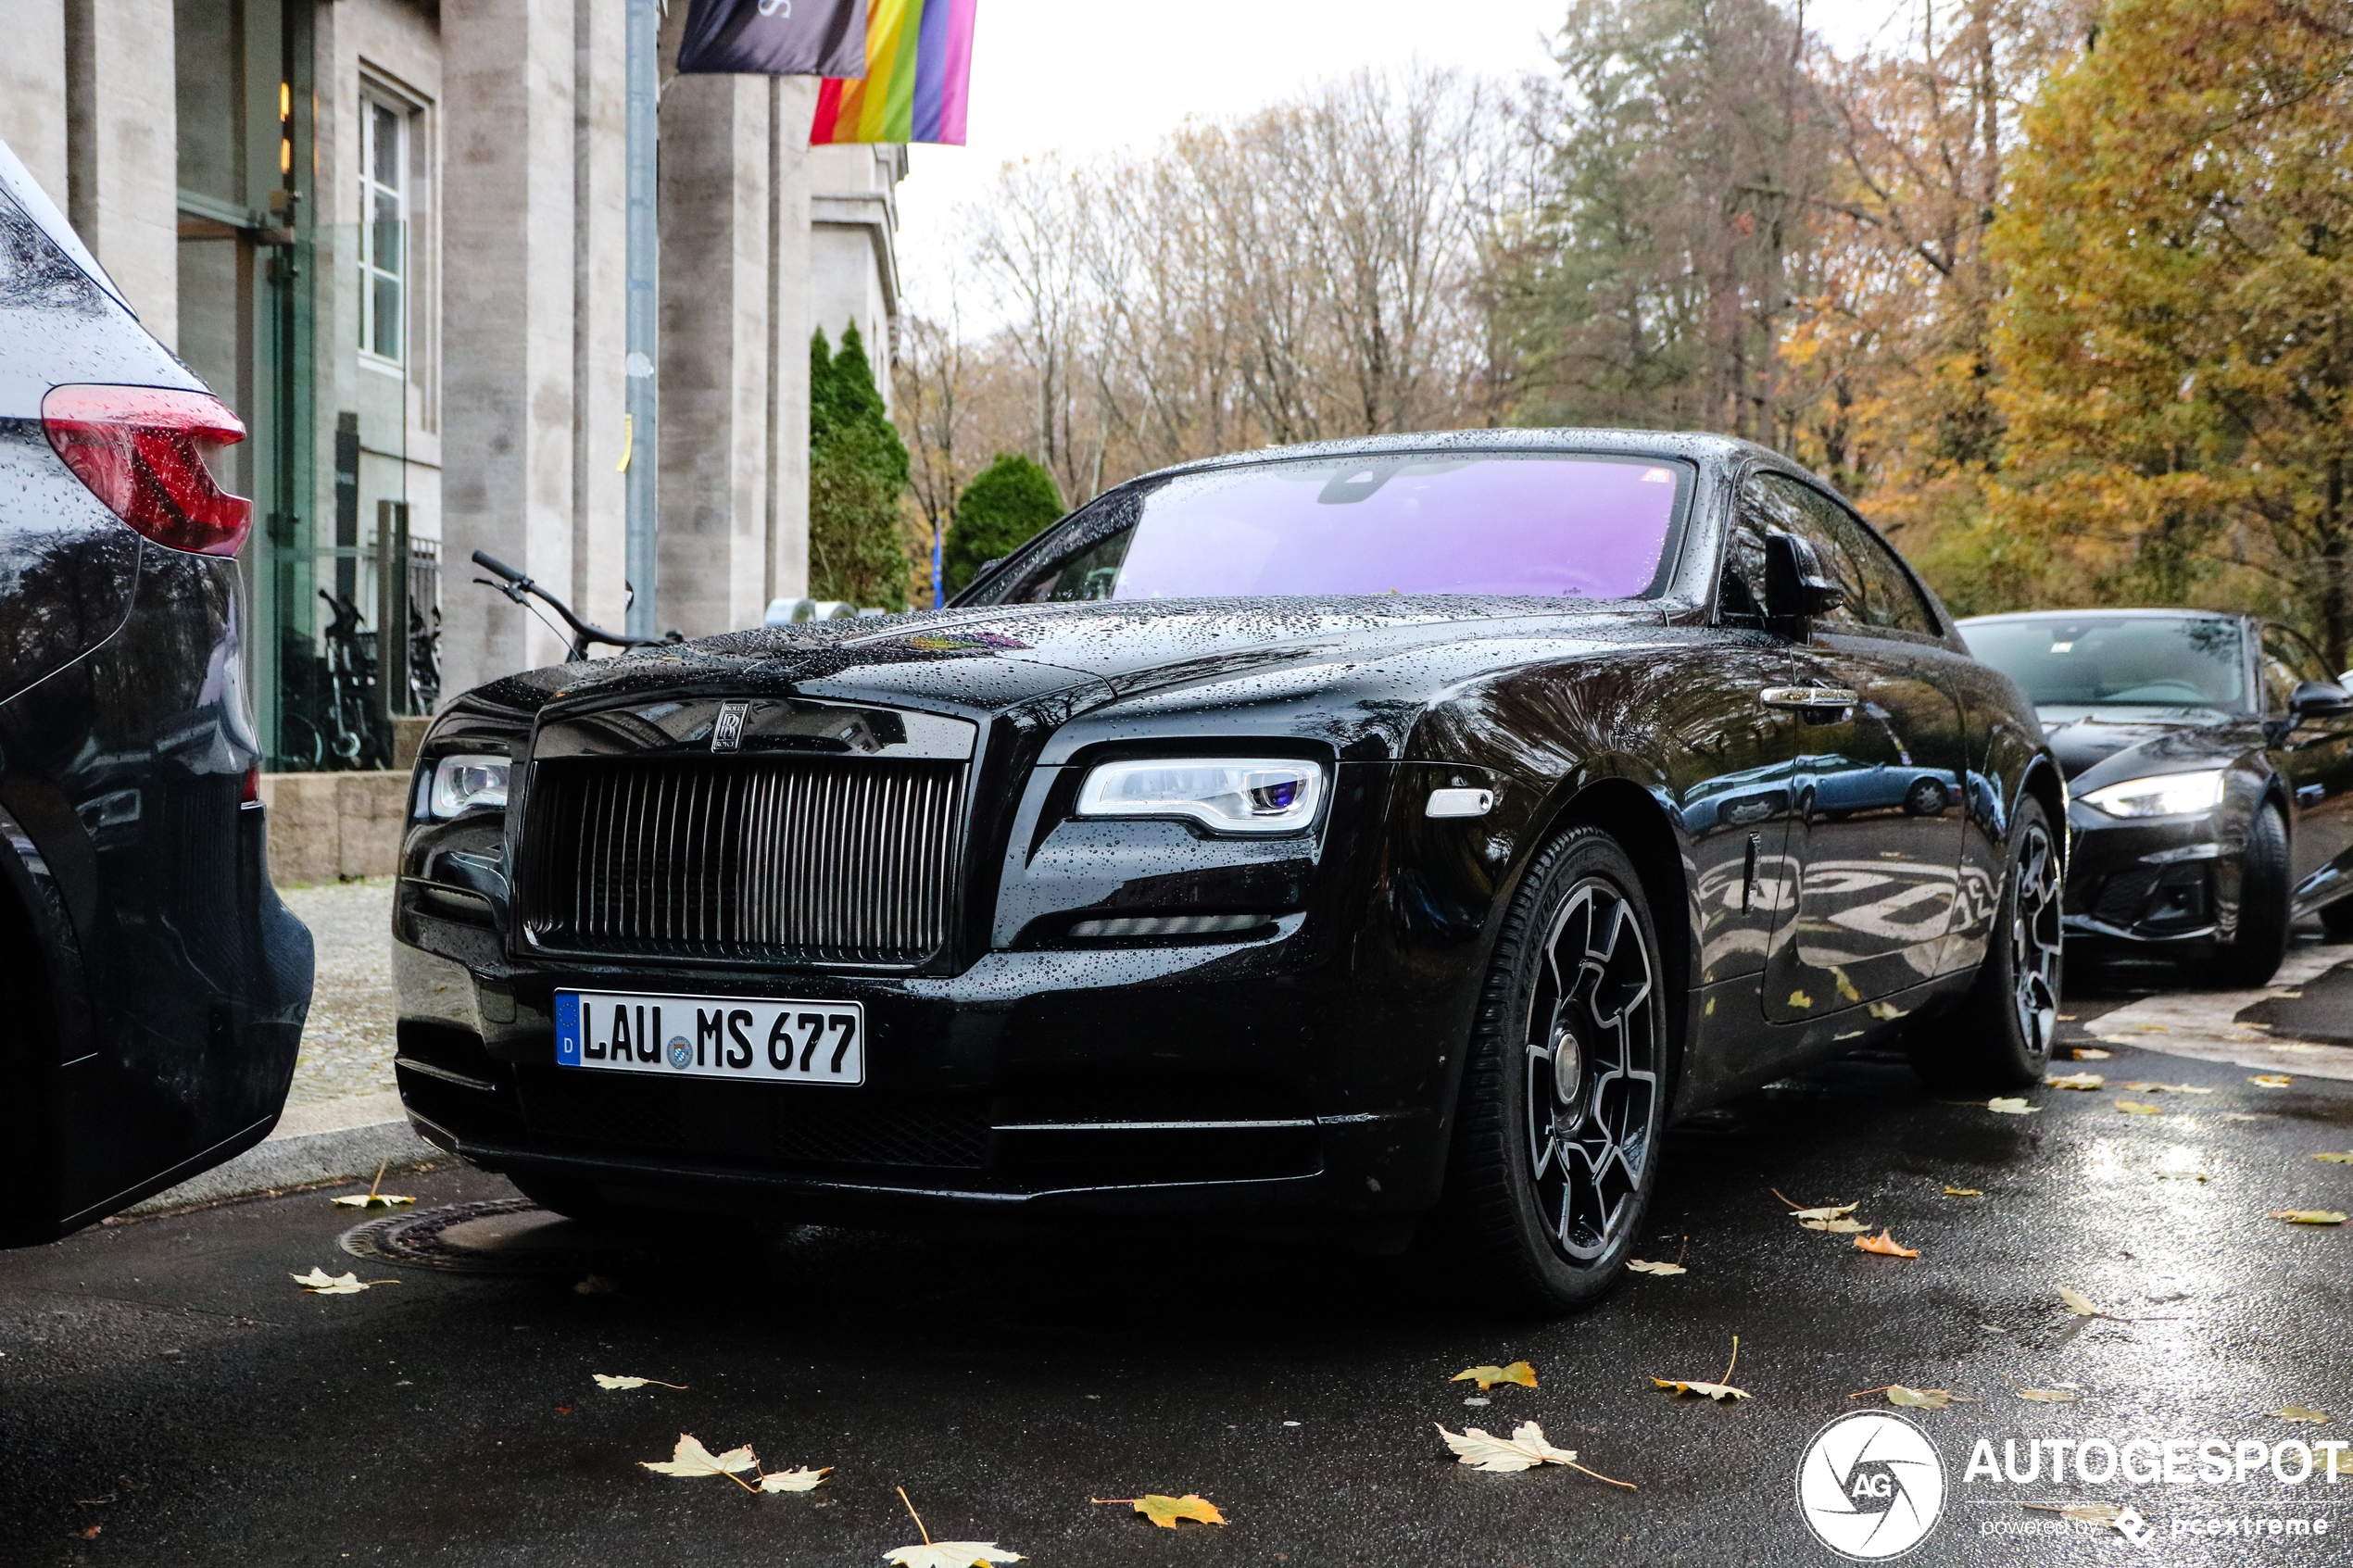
[623,0,661,641]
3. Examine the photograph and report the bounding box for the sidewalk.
[129,878,440,1215]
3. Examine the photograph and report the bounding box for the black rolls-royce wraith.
[395,431,2063,1310]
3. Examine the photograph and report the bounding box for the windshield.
[1960,615,2248,710]
[983,454,1689,603]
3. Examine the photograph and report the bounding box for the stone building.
[0,0,903,766]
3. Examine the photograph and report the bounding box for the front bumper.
[2062,803,2236,945]
[391,901,1464,1223]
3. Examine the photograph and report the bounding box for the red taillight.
[241,765,260,804]
[41,384,253,557]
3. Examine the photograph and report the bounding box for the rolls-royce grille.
[520,756,965,964]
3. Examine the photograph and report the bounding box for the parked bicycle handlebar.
[469,548,678,662]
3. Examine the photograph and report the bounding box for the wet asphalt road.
[6,1007,2353,1567]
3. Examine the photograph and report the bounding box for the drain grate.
[340,1197,633,1275]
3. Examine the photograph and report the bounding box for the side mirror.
[1764,530,1845,631]
[2291,680,2353,720]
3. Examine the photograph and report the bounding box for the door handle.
[1760,685,1859,710]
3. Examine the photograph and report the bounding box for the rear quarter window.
[0,193,111,314]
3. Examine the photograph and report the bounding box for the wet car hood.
[468,596,1675,759]
[2034,705,2266,787]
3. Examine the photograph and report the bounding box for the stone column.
[440,0,579,691]
[0,0,69,208]
[62,0,176,345]
[571,0,630,635]
[655,69,774,638]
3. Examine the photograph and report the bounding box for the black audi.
[396,432,2062,1310]
[1958,608,2353,985]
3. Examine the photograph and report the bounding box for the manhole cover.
[340,1198,635,1274]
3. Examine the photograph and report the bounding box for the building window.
[359,99,407,365]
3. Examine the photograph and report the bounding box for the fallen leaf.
[2155,1169,2210,1182]
[758,1467,830,1493]
[1885,1386,1960,1409]
[1774,1194,1857,1222]
[1987,1098,2040,1114]
[2221,1112,2267,1122]
[2252,1074,2294,1087]
[885,1546,1025,1568]
[2332,1450,2353,1479]
[1627,1260,1687,1275]
[330,1193,415,1208]
[2271,1407,2329,1423]
[2026,1501,2124,1525]
[886,1489,1022,1566]
[1943,1186,1983,1198]
[1436,1421,1635,1486]
[1452,1361,1538,1391]
[2072,1047,2111,1060]
[2120,1081,2214,1095]
[595,1374,687,1391]
[2313,1153,2353,1163]
[1801,1217,1869,1233]
[2044,1072,2104,1090]
[2017,1388,2077,1402]
[2269,1210,2348,1224]
[1653,1336,1749,1401]
[1789,989,1812,1010]
[290,1267,393,1295]
[2116,1101,2162,1116]
[1855,1228,1919,1258]
[574,1274,621,1296]
[1092,1495,1226,1528]
[639,1434,759,1479]
[2058,1286,2106,1317]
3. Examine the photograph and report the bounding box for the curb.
[124,1092,447,1217]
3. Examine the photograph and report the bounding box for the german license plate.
[554,990,865,1085]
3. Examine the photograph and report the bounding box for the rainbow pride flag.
[809,0,975,146]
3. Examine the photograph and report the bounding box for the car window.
[1717,505,1771,627]
[1742,473,1937,635]
[2261,624,2332,713]
[1961,615,2249,710]
[984,454,1692,603]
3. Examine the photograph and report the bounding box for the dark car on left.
[0,138,313,1244]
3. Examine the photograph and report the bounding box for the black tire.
[2210,802,2290,986]
[1436,824,1670,1313]
[1913,797,2064,1090]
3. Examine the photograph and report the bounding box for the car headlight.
[427,754,511,819]
[1076,758,1325,834]
[2077,768,2227,819]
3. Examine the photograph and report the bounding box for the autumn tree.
[1992,0,2353,659]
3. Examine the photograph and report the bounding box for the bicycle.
[470,550,681,661]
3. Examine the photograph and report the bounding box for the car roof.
[1122,427,1777,487]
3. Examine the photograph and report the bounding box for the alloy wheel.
[1523,876,1662,1263]
[2010,822,2063,1056]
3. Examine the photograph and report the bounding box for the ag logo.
[1796,1410,1945,1560]
[667,1035,693,1070]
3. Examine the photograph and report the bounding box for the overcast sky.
[895,0,1916,319]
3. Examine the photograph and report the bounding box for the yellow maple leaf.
[2017,1388,2077,1402]
[1855,1228,1919,1258]
[1987,1098,2040,1114]
[2058,1286,2106,1317]
[2251,1074,2294,1087]
[1092,1495,1227,1529]
[2116,1101,2162,1115]
[2271,1407,2329,1423]
[2313,1152,2353,1163]
[1884,1386,1959,1409]
[1452,1361,1537,1391]
[1654,1336,1749,1401]
[2270,1210,2347,1224]
[2044,1072,2104,1090]
[1628,1259,1687,1275]
[639,1434,758,1479]
[1943,1186,1983,1198]
[2072,1047,2112,1060]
